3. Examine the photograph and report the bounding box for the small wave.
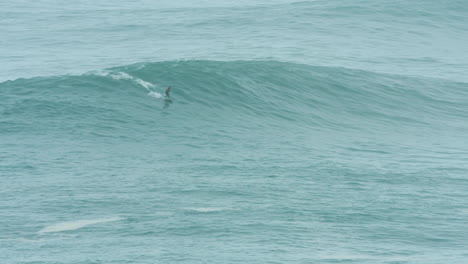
[186,207,227,212]
[0,235,75,243]
[38,217,121,234]
[0,237,47,243]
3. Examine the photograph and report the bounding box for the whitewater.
[1,1,468,263]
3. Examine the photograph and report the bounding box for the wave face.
[2,60,467,136]
[2,61,468,263]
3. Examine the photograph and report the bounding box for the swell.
[1,60,467,136]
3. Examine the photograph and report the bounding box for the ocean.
[1,1,468,263]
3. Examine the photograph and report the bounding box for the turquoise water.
[1,1,468,263]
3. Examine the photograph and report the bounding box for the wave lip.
[38,217,122,234]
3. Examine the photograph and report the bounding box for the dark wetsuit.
[165,87,171,97]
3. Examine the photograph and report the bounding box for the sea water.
[1,1,468,263]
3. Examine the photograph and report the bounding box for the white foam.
[89,70,156,92]
[148,91,163,99]
[110,72,133,80]
[135,79,154,89]
[111,72,155,90]
[38,217,121,234]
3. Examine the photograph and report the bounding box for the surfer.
[165,86,171,98]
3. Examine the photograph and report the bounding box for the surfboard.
[164,97,173,102]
